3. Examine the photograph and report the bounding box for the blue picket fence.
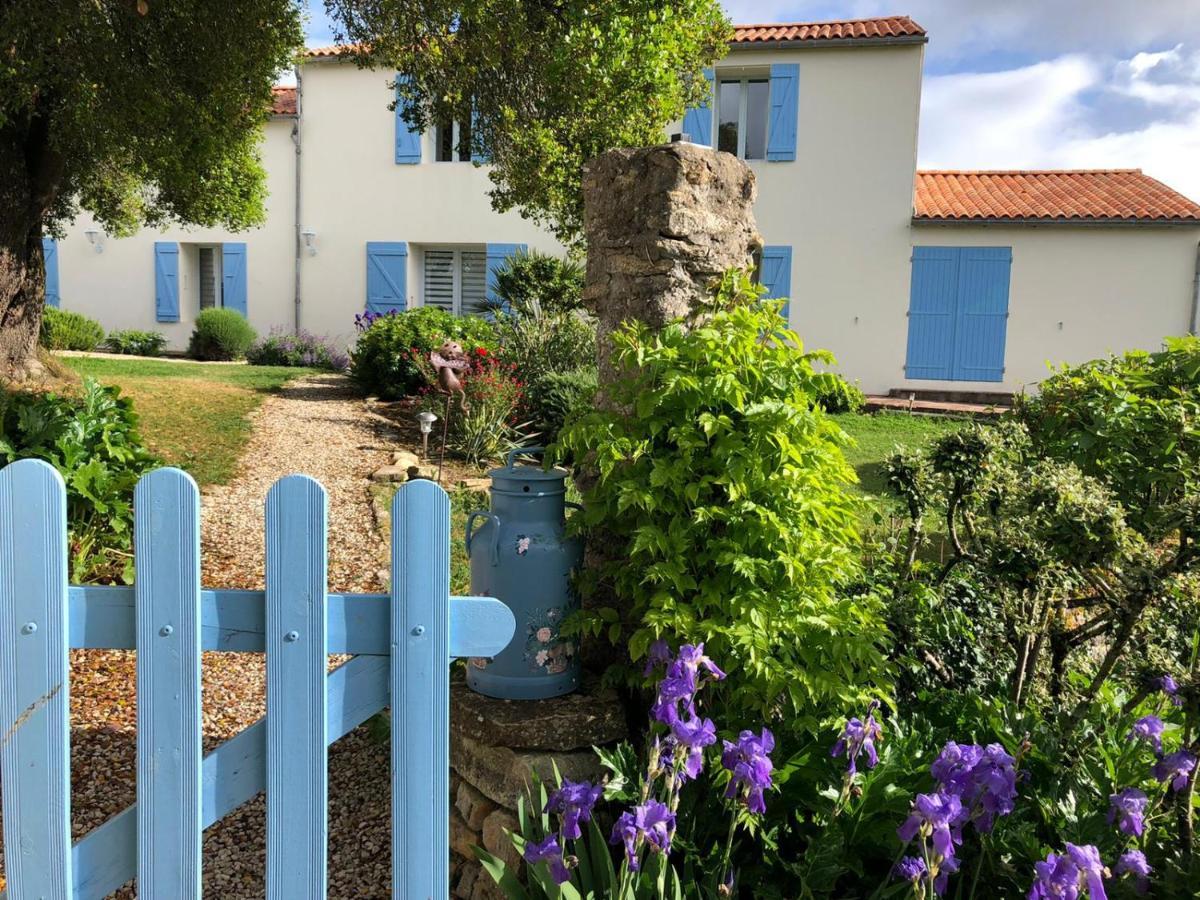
[0,459,516,899]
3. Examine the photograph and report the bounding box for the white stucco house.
[47,16,1200,394]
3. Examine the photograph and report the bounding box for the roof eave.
[729,34,928,50]
[912,215,1200,228]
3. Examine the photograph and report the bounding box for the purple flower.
[831,700,883,776]
[1129,715,1165,755]
[930,741,1018,833]
[523,833,570,885]
[1106,788,1148,837]
[609,800,675,872]
[1114,850,1151,894]
[643,639,672,676]
[1029,851,1080,900]
[1157,675,1183,707]
[544,779,603,840]
[1065,844,1108,900]
[670,714,717,781]
[893,856,927,883]
[897,792,968,865]
[650,643,725,726]
[721,728,775,813]
[931,742,984,796]
[1153,749,1196,791]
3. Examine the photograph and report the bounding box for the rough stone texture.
[452,733,605,810]
[370,464,410,483]
[582,141,761,382]
[481,809,522,871]
[456,780,500,831]
[451,807,479,860]
[391,449,422,468]
[451,677,626,751]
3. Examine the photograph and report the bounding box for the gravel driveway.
[17,374,403,898]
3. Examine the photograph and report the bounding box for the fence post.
[0,459,73,898]
[135,468,203,898]
[391,479,451,899]
[265,475,329,899]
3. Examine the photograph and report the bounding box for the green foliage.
[1017,336,1200,539]
[417,348,528,465]
[39,307,105,351]
[554,269,887,733]
[103,329,168,357]
[187,308,257,361]
[0,379,159,583]
[494,250,586,315]
[326,0,731,245]
[809,373,866,414]
[350,307,497,399]
[2,1,303,239]
[525,369,598,443]
[246,329,350,371]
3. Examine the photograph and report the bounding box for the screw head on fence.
[159,625,173,637]
[284,630,300,642]
[411,625,425,637]
[20,621,37,635]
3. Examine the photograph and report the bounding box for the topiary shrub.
[247,328,349,371]
[39,307,105,351]
[811,372,866,413]
[350,306,496,399]
[187,308,257,361]
[103,329,168,357]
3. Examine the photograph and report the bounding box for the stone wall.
[449,676,627,898]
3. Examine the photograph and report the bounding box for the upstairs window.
[422,247,488,314]
[435,117,473,162]
[716,77,769,160]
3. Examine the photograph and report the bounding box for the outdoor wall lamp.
[416,411,438,459]
[84,229,105,253]
[300,227,317,256]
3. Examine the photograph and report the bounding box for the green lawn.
[62,356,318,486]
[833,411,969,499]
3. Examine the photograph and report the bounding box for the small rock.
[481,809,522,871]
[392,449,422,469]
[451,735,605,810]
[457,781,499,831]
[457,477,492,493]
[451,807,480,860]
[407,463,437,481]
[370,464,409,483]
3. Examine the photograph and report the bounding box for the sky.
[303,1,1200,200]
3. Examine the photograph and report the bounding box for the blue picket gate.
[0,459,516,899]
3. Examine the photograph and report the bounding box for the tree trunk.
[0,234,47,382]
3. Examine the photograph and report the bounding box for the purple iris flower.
[930,741,1018,833]
[1106,788,1148,837]
[897,792,968,865]
[650,643,725,727]
[1114,850,1151,895]
[1129,715,1165,755]
[643,639,672,676]
[1157,675,1184,707]
[671,714,717,781]
[721,728,775,813]
[609,800,675,872]
[523,833,571,885]
[544,779,603,840]
[1029,851,1081,900]
[1153,749,1197,792]
[893,856,927,883]
[831,700,883,776]
[1065,844,1108,900]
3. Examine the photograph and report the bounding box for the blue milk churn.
[464,447,582,699]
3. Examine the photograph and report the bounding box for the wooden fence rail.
[0,459,515,900]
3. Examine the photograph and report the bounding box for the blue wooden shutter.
[766,63,799,162]
[905,247,959,380]
[759,245,793,320]
[366,242,409,313]
[154,241,180,322]
[485,243,528,308]
[395,76,422,164]
[953,247,1011,382]
[682,68,714,146]
[221,243,248,317]
[41,238,60,308]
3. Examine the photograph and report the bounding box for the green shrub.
[493,249,585,315]
[39,307,105,351]
[524,368,597,441]
[811,372,866,413]
[187,308,257,361]
[0,379,159,583]
[103,329,168,357]
[247,329,349,371]
[350,307,496,399]
[555,269,885,733]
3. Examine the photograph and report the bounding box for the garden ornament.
[430,340,470,411]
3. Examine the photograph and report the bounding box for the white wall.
[909,224,1200,392]
[56,117,297,350]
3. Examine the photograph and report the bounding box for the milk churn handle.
[505,446,548,470]
[464,511,501,566]
[564,501,583,512]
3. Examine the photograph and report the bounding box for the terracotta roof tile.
[731,17,926,44]
[303,16,927,59]
[270,86,297,116]
[914,170,1200,223]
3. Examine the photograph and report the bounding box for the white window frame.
[433,119,471,163]
[420,246,487,314]
[715,73,769,160]
[196,244,224,310]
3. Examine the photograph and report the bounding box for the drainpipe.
[1191,240,1200,335]
[292,65,303,333]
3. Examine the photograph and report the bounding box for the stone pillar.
[581,141,761,384]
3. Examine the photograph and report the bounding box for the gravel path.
[15,374,403,898]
